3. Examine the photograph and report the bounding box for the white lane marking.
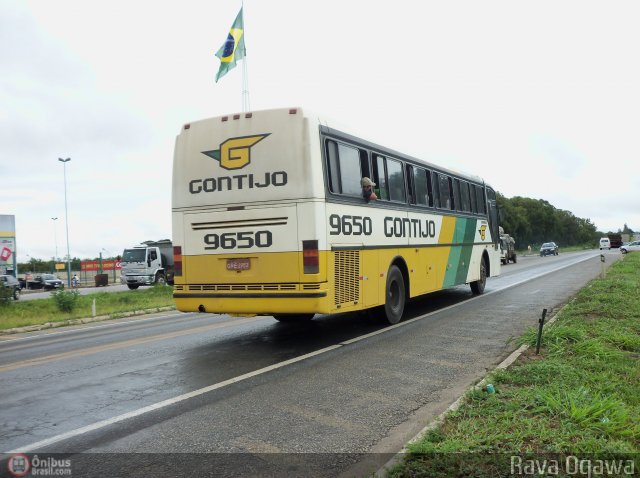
[6,343,342,454]
[6,252,599,454]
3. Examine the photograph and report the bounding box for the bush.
[51,288,80,313]
[0,284,13,305]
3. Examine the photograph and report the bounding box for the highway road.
[0,250,621,476]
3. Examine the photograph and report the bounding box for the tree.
[497,193,598,248]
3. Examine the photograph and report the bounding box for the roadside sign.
[81,260,122,271]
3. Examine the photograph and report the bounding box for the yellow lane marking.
[0,313,184,353]
[0,316,267,373]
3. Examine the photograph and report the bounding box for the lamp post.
[51,217,59,262]
[26,254,34,289]
[102,248,116,283]
[58,157,72,288]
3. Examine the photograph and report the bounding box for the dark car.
[35,273,64,290]
[540,242,559,256]
[0,274,21,300]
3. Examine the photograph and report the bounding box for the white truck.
[120,240,174,290]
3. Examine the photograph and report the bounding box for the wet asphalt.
[0,250,621,476]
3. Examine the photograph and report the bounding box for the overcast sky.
[2,0,639,262]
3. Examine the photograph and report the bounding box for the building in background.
[0,215,17,276]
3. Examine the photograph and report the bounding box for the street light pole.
[51,217,59,262]
[58,157,72,288]
[26,254,32,290]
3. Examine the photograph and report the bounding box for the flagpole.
[241,0,250,112]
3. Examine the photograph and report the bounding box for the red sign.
[81,260,122,271]
[0,247,11,261]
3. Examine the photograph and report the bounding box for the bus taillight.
[173,246,183,277]
[302,240,319,274]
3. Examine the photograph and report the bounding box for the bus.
[171,107,501,325]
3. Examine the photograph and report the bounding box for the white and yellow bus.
[172,107,501,324]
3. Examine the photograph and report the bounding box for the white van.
[599,237,611,250]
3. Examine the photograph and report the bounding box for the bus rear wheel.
[384,265,406,325]
[470,257,487,295]
[273,314,315,323]
[127,284,139,290]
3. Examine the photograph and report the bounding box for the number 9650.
[204,231,272,250]
[329,214,372,236]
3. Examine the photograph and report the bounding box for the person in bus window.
[361,177,377,203]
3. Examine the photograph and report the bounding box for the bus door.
[486,187,500,249]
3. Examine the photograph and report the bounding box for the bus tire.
[273,314,315,323]
[384,265,406,325]
[470,257,487,295]
[127,284,139,290]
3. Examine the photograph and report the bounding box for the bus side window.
[426,169,434,207]
[360,149,371,180]
[326,140,341,193]
[469,182,477,213]
[325,139,363,197]
[414,167,431,207]
[438,174,452,210]
[460,180,471,212]
[406,165,416,204]
[387,158,405,202]
[372,154,390,200]
[475,185,486,215]
[432,172,441,208]
[452,178,461,211]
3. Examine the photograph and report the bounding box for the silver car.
[620,241,640,254]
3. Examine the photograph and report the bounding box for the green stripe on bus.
[455,218,478,284]
[443,218,478,287]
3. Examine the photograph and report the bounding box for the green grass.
[389,253,640,477]
[0,285,175,331]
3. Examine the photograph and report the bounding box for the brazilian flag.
[215,7,245,83]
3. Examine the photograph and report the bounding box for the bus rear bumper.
[173,291,330,315]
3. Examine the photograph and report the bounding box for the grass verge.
[0,285,175,331]
[388,253,640,477]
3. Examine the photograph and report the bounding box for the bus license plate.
[226,258,250,271]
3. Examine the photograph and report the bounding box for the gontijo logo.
[202,134,270,170]
[478,224,487,241]
[191,133,288,194]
